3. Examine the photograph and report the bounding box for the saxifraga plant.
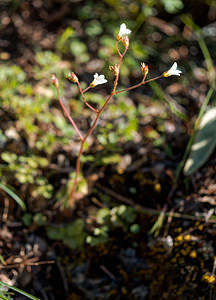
[52,23,182,206]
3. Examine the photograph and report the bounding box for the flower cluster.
[58,24,182,92]
[52,22,183,203]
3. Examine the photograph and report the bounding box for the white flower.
[117,23,131,40]
[163,62,182,77]
[90,73,107,87]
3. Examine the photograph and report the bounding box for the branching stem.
[77,81,99,112]
[55,40,165,207]
[56,88,83,141]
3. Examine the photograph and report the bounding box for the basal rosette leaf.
[184,107,216,175]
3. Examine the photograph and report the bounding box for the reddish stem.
[116,41,122,57]
[70,50,124,206]
[77,81,99,113]
[69,45,164,205]
[145,74,163,84]
[83,86,91,93]
[56,87,83,141]
[115,74,163,94]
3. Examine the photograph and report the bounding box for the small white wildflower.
[163,62,182,77]
[117,23,131,40]
[90,73,107,87]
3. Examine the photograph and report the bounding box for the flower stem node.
[163,62,182,77]
[51,74,59,88]
[117,23,131,41]
[141,62,149,76]
[109,64,120,76]
[90,73,108,88]
[66,72,79,83]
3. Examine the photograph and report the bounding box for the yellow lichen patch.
[190,250,197,258]
[174,227,182,233]
[199,225,204,231]
[184,234,191,241]
[176,235,183,242]
[154,183,161,193]
[202,273,216,284]
[117,168,124,174]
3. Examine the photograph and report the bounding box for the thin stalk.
[198,38,215,88]
[56,87,83,141]
[116,40,122,57]
[115,74,163,94]
[83,86,91,93]
[70,50,125,205]
[181,15,215,89]
[77,81,99,112]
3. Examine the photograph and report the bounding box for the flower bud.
[66,72,78,83]
[140,62,149,76]
[51,74,59,88]
[121,36,129,49]
[109,64,120,76]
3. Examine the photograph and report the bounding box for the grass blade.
[181,14,215,89]
[0,183,26,211]
[0,281,40,300]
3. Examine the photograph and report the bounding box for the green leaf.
[56,27,74,52]
[85,20,102,36]
[149,211,165,237]
[0,281,40,300]
[0,183,26,211]
[184,107,216,175]
[22,213,32,226]
[161,0,183,13]
[130,224,140,233]
[46,219,86,250]
[96,208,110,224]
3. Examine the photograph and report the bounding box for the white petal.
[91,73,107,86]
[170,62,177,71]
[120,23,126,31]
[118,23,131,37]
